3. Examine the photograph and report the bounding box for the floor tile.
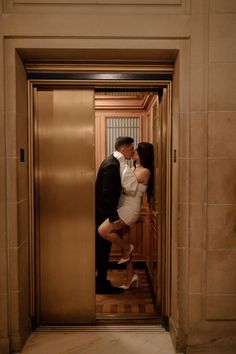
[20,326,176,354]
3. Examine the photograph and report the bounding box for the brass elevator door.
[35,89,95,324]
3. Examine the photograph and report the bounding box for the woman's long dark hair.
[135,142,154,202]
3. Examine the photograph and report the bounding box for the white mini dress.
[117,183,147,226]
[113,151,147,226]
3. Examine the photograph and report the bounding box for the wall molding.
[13,0,182,5]
[4,0,189,14]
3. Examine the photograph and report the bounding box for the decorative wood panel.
[95,111,143,172]
[106,117,140,157]
[13,0,182,5]
[95,95,157,262]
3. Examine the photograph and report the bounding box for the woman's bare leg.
[119,226,136,284]
[119,226,131,257]
[98,219,131,257]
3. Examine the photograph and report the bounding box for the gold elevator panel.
[35,89,95,323]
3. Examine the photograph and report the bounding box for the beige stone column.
[0,2,10,350]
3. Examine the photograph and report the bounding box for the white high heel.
[117,244,134,265]
[120,274,139,290]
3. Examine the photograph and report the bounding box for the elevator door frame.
[28,71,172,326]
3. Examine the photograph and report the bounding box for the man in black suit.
[95,136,134,294]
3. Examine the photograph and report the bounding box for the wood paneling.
[95,94,157,262]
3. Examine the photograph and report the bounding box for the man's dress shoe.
[96,279,123,294]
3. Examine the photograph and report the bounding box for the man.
[95,136,134,294]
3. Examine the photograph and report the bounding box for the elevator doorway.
[94,90,164,320]
[28,70,172,327]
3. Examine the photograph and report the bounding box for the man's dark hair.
[115,136,134,149]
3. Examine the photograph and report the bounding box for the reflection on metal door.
[35,89,95,324]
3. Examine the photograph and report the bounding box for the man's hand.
[112,219,126,230]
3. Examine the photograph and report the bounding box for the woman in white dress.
[98,142,154,289]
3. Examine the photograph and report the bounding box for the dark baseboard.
[161,315,169,330]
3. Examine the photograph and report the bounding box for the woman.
[98,142,154,290]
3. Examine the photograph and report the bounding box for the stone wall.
[0,1,235,353]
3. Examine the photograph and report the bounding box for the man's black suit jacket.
[95,154,121,227]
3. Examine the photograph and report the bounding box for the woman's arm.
[113,151,138,194]
[121,165,138,194]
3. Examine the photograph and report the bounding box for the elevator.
[28,65,172,326]
[34,88,96,324]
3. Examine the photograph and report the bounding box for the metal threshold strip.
[96,314,161,325]
[35,315,162,330]
[36,325,166,333]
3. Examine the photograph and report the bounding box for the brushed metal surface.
[36,89,95,323]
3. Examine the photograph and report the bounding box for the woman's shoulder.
[134,166,150,184]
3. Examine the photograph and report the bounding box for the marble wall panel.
[207,250,236,294]
[6,110,17,159]
[8,291,20,335]
[2,13,190,38]
[206,295,236,320]
[209,63,236,111]
[17,200,29,247]
[189,158,205,204]
[188,294,203,332]
[208,112,236,159]
[7,202,18,248]
[189,248,204,293]
[178,248,188,293]
[0,247,7,297]
[190,112,206,159]
[210,14,236,62]
[210,0,236,13]
[207,159,236,204]
[190,64,208,111]
[191,0,209,14]
[8,246,19,293]
[207,204,236,249]
[0,111,5,158]
[179,113,189,158]
[6,157,17,203]
[189,204,205,249]
[178,203,188,248]
[179,159,189,204]
[190,14,208,64]
[0,202,6,247]
[0,157,6,204]
[16,58,28,118]
[0,293,8,337]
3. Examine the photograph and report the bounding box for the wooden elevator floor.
[96,268,159,321]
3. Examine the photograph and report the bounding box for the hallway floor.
[20,326,176,354]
